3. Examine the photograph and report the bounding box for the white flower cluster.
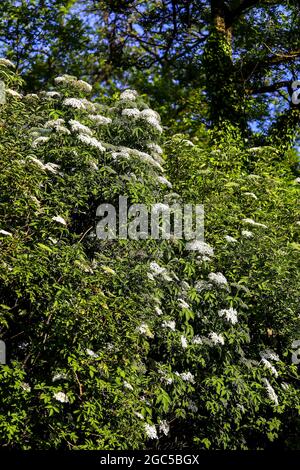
[0,229,12,237]
[0,58,14,68]
[162,320,176,331]
[159,420,170,436]
[181,335,188,349]
[27,156,60,174]
[54,75,92,93]
[260,349,280,362]
[147,143,163,155]
[136,322,153,338]
[77,133,106,151]
[144,423,158,439]
[52,215,67,226]
[120,89,138,101]
[45,91,61,98]
[122,108,140,118]
[209,332,225,345]
[175,371,195,383]
[6,88,22,98]
[123,381,134,391]
[88,114,112,125]
[53,391,69,403]
[208,272,228,287]
[218,307,238,325]
[262,378,279,405]
[157,175,172,188]
[148,261,172,282]
[242,218,267,229]
[62,97,95,111]
[44,118,71,135]
[70,119,93,135]
[185,240,214,257]
[261,358,278,377]
[224,235,238,243]
[241,229,253,238]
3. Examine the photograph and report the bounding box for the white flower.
[209,332,225,345]
[45,91,61,98]
[186,240,214,256]
[162,320,176,331]
[208,272,228,286]
[123,381,134,391]
[294,177,300,184]
[134,411,144,420]
[52,373,68,382]
[88,114,112,125]
[31,136,50,148]
[6,88,22,98]
[241,229,253,238]
[179,371,195,383]
[140,109,161,122]
[44,162,60,174]
[63,97,86,109]
[55,75,92,93]
[0,58,14,68]
[69,119,93,135]
[147,143,163,155]
[0,229,12,236]
[76,79,92,93]
[159,420,170,436]
[155,306,163,316]
[261,358,278,377]
[262,378,279,405]
[143,116,163,133]
[56,125,71,135]
[157,176,172,188]
[122,108,140,117]
[243,192,258,200]
[192,335,203,345]
[195,280,210,292]
[21,382,31,392]
[242,218,267,229]
[144,423,158,439]
[136,322,153,337]
[181,335,188,349]
[178,298,190,309]
[281,382,289,391]
[44,118,65,128]
[53,391,69,403]
[149,262,165,275]
[86,348,99,358]
[120,89,138,101]
[111,151,130,159]
[218,307,238,325]
[52,215,67,226]
[224,235,238,243]
[25,93,39,100]
[260,349,280,362]
[77,134,106,151]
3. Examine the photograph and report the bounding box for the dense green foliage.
[0,57,299,450]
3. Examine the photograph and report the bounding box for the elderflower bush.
[0,61,299,451]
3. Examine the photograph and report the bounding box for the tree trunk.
[204,0,246,139]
